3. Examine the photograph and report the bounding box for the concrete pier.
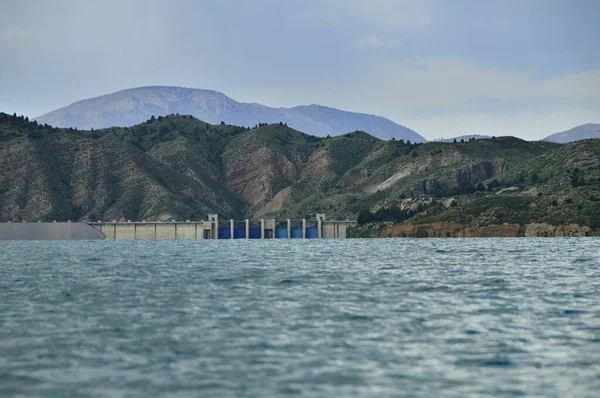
[0,222,105,240]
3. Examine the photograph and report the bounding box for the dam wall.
[0,222,106,240]
[92,221,213,240]
[89,217,356,241]
[0,215,356,241]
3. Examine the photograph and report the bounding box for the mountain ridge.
[35,86,425,142]
[544,123,600,143]
[2,112,600,236]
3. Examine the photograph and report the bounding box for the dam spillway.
[0,214,356,240]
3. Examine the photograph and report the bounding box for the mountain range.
[35,86,425,142]
[2,112,600,236]
[543,123,600,143]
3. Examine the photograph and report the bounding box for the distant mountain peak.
[544,123,600,143]
[34,86,425,142]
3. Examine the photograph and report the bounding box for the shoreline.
[350,221,597,238]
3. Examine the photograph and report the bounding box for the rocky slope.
[34,86,425,142]
[2,112,600,236]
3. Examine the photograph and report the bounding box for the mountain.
[34,86,425,142]
[434,134,491,143]
[544,123,600,143]
[2,112,600,236]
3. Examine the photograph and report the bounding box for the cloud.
[0,27,30,42]
[351,36,402,49]
[342,0,432,27]
[312,0,432,27]
[403,106,600,141]
[227,56,600,140]
[304,57,600,140]
[356,57,600,111]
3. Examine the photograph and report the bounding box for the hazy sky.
[1,0,599,140]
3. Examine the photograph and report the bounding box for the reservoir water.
[1,238,599,397]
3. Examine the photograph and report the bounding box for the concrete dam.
[0,214,356,240]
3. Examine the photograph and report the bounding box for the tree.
[531,172,539,184]
[571,168,585,187]
[150,115,156,122]
[487,179,501,191]
[453,138,457,144]
[515,172,525,184]
[476,182,486,191]
[460,138,465,143]
[220,121,225,125]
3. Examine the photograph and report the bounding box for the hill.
[34,86,425,142]
[544,123,600,143]
[1,112,600,236]
[434,134,491,143]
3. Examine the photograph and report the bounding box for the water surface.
[1,238,599,397]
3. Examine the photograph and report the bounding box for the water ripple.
[0,238,599,397]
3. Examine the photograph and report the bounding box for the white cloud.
[367,58,600,108]
[351,36,402,49]
[323,57,597,138]
[230,58,600,140]
[313,0,432,27]
[403,107,600,141]
[0,27,30,42]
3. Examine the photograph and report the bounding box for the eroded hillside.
[1,112,599,234]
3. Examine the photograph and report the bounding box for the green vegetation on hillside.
[1,112,600,233]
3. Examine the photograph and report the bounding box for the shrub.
[531,172,539,184]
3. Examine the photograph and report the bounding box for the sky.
[1,0,599,140]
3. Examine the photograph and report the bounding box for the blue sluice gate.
[275,227,288,239]
[218,228,231,239]
[306,226,318,239]
[212,224,323,239]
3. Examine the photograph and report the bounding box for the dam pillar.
[208,214,218,240]
[260,219,265,239]
[302,219,306,239]
[230,219,234,240]
[271,219,276,239]
[245,219,249,239]
[287,219,291,239]
[317,219,322,239]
